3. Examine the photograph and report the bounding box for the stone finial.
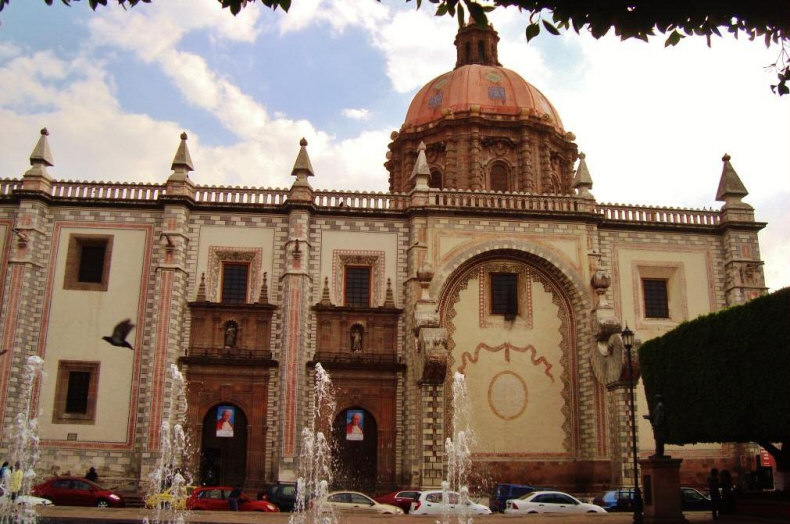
[30,128,54,167]
[23,128,55,187]
[410,141,431,189]
[257,272,269,304]
[572,152,594,199]
[166,133,197,201]
[320,277,332,306]
[715,153,750,208]
[384,278,395,308]
[171,132,194,172]
[291,138,314,178]
[196,273,207,302]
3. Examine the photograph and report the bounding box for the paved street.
[31,506,784,524]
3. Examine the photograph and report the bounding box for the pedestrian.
[85,466,98,482]
[228,487,242,511]
[707,468,721,520]
[0,462,8,486]
[720,469,735,514]
[9,462,23,501]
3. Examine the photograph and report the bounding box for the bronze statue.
[643,394,667,458]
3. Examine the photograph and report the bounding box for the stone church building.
[0,24,767,495]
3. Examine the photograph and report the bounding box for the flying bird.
[0,349,7,357]
[102,319,135,350]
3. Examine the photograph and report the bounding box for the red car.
[373,489,421,514]
[186,486,279,512]
[32,476,125,507]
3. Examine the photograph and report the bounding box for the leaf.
[542,19,560,35]
[435,3,448,16]
[278,0,291,12]
[456,3,464,26]
[525,22,540,42]
[664,30,683,47]
[467,1,488,26]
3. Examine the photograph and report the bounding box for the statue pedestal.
[640,457,687,524]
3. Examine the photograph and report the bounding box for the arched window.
[489,162,510,192]
[465,42,471,64]
[477,41,486,62]
[429,169,443,189]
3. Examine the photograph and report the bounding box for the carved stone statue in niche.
[224,321,238,348]
[350,324,364,352]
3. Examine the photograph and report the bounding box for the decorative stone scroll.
[419,327,448,384]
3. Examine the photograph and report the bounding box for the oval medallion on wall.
[487,370,528,420]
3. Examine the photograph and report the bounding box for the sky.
[0,0,788,291]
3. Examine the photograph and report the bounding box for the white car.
[505,490,607,514]
[410,490,492,516]
[0,486,54,506]
[321,491,403,514]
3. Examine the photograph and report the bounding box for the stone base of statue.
[640,456,688,524]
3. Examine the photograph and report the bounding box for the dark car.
[374,489,421,514]
[592,488,636,512]
[259,482,297,512]
[186,486,278,512]
[490,483,536,513]
[31,477,125,507]
[593,487,711,512]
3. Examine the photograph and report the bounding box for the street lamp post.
[622,325,643,524]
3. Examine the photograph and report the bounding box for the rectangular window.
[53,361,99,424]
[344,267,371,307]
[221,263,249,304]
[643,279,669,318]
[491,273,518,318]
[63,235,113,291]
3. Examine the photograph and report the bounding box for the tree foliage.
[639,288,790,466]
[2,0,788,94]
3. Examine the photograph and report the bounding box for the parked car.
[186,486,279,512]
[373,489,421,514]
[144,484,196,510]
[410,490,492,516]
[505,490,607,514]
[31,477,125,507]
[681,487,711,511]
[0,486,54,506]
[593,487,711,512]
[319,491,403,514]
[490,482,536,512]
[258,482,297,512]
[592,488,636,512]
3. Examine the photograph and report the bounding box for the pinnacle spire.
[291,137,314,178]
[171,132,194,173]
[715,153,748,203]
[572,152,594,199]
[30,127,54,168]
[410,141,430,183]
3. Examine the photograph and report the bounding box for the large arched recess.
[435,246,592,467]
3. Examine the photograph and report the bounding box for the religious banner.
[345,410,364,441]
[216,406,235,438]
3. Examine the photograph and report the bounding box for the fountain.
[0,355,44,524]
[143,364,191,524]
[290,363,336,524]
[442,371,475,524]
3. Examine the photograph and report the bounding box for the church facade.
[0,24,767,495]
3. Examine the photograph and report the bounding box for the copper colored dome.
[404,64,565,133]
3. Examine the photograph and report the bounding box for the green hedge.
[638,287,790,445]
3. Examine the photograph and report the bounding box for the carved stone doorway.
[332,407,378,492]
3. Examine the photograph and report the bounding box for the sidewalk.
[32,506,785,524]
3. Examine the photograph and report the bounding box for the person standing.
[707,468,721,520]
[228,487,242,511]
[9,462,23,501]
[720,469,735,514]
[0,462,8,487]
[85,466,98,482]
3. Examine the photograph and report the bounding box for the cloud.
[278,0,389,35]
[342,108,371,120]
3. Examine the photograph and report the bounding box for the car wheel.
[96,499,110,508]
[528,510,538,514]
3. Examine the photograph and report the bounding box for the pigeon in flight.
[0,349,7,357]
[102,319,135,350]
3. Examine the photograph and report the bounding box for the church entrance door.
[332,407,378,492]
[200,404,248,487]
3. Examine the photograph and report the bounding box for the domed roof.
[403,64,565,133]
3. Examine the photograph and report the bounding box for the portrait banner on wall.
[216,406,235,438]
[345,410,364,441]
